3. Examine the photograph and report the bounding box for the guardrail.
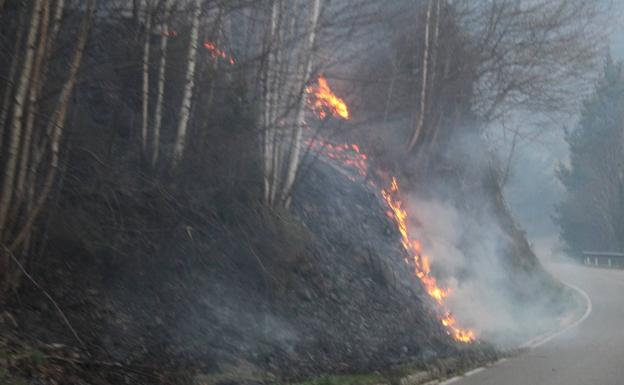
[582,251,624,268]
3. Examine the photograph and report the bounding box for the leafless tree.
[0,0,95,298]
[172,0,201,169]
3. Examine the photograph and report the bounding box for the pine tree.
[556,55,624,254]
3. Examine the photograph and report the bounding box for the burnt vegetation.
[0,0,610,384]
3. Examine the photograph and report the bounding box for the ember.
[203,40,235,65]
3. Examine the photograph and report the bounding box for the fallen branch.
[3,245,85,348]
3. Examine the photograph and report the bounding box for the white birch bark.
[151,0,174,167]
[268,0,285,205]
[10,0,94,252]
[172,0,201,169]
[47,0,64,48]
[0,8,26,153]
[0,0,44,238]
[280,0,322,207]
[407,0,433,151]
[14,0,51,217]
[262,0,280,204]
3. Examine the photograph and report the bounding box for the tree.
[407,0,434,152]
[260,0,323,207]
[0,0,45,240]
[0,0,95,298]
[151,0,174,167]
[556,56,624,254]
[172,0,201,169]
[141,0,153,159]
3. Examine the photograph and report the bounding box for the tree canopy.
[557,55,624,254]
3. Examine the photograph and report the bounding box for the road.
[443,263,624,385]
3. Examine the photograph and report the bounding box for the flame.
[307,139,475,343]
[203,40,235,65]
[381,177,475,343]
[306,76,350,120]
[304,140,367,179]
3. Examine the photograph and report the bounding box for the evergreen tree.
[556,55,624,254]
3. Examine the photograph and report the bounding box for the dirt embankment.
[0,154,564,384]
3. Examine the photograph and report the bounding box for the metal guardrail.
[582,251,624,268]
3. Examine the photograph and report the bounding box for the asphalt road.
[443,263,624,385]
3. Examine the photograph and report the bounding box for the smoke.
[399,129,573,347]
[406,192,569,347]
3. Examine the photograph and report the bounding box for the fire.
[308,139,475,343]
[304,140,367,179]
[381,177,475,342]
[306,76,350,120]
[304,77,474,343]
[203,40,235,65]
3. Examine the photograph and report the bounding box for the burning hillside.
[305,76,475,343]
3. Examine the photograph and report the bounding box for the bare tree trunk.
[0,8,26,153]
[268,0,286,206]
[10,0,95,253]
[202,6,223,125]
[47,0,65,47]
[407,0,433,152]
[151,0,174,167]
[141,2,153,159]
[0,0,44,240]
[14,0,51,220]
[281,0,322,207]
[172,0,201,169]
[262,0,280,205]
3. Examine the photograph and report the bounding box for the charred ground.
[0,143,573,384]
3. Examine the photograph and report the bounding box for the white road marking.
[521,280,592,349]
[437,274,593,385]
[438,377,461,384]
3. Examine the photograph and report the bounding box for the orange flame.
[203,40,235,65]
[381,177,475,343]
[304,140,367,180]
[306,76,350,120]
[307,140,475,342]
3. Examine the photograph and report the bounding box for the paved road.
[444,263,624,385]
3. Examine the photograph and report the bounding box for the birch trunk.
[280,0,322,207]
[47,0,64,48]
[141,3,153,159]
[172,0,201,169]
[262,0,280,204]
[10,0,94,252]
[0,0,44,239]
[14,0,51,218]
[268,0,286,206]
[407,0,433,152]
[0,8,26,152]
[151,0,174,167]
